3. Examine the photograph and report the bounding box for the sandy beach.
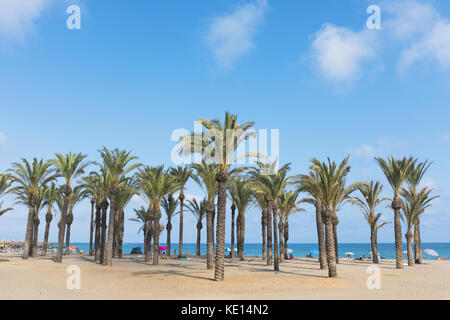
[0,252,449,300]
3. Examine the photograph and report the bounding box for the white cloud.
[419,177,438,191]
[0,132,6,147]
[383,0,450,71]
[310,24,377,82]
[0,0,50,41]
[206,0,268,69]
[352,144,376,159]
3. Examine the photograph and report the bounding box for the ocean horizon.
[68,242,450,260]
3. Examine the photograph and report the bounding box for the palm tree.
[30,185,46,257]
[179,112,255,281]
[64,185,87,255]
[228,177,253,261]
[295,170,327,270]
[0,174,12,217]
[401,186,438,266]
[248,161,292,271]
[81,175,98,256]
[186,198,206,256]
[191,162,218,269]
[8,158,56,259]
[98,147,140,266]
[161,194,179,257]
[375,156,415,269]
[230,202,236,259]
[309,156,351,277]
[136,165,179,265]
[350,181,390,264]
[278,189,305,260]
[49,153,88,263]
[41,182,58,256]
[129,206,149,256]
[407,160,431,264]
[170,166,193,258]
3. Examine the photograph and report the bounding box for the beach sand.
[0,252,449,300]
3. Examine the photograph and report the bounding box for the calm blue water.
[69,242,450,260]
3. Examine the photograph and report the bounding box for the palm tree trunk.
[214,170,228,281]
[239,212,245,261]
[236,214,240,257]
[166,218,172,258]
[332,218,339,264]
[94,202,101,261]
[100,199,109,264]
[113,206,120,259]
[230,204,235,260]
[284,221,289,260]
[118,208,124,258]
[65,224,71,255]
[261,207,267,260]
[315,202,327,269]
[414,219,423,264]
[42,209,52,256]
[205,200,215,269]
[406,229,414,266]
[392,197,403,269]
[196,224,201,256]
[370,227,379,264]
[278,218,284,263]
[323,210,337,277]
[145,207,152,263]
[153,207,162,265]
[89,199,95,256]
[266,203,273,266]
[143,228,147,257]
[56,185,71,263]
[104,189,117,266]
[31,215,40,258]
[23,202,35,260]
[178,190,185,258]
[272,205,279,271]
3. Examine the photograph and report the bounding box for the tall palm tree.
[129,206,149,255]
[230,202,236,259]
[309,156,351,277]
[401,186,438,266]
[191,162,218,269]
[81,175,98,256]
[64,185,87,255]
[407,160,431,264]
[295,170,327,270]
[161,194,179,257]
[278,189,305,260]
[49,153,89,263]
[186,198,206,256]
[136,165,179,265]
[350,181,390,264]
[8,158,55,259]
[0,174,12,217]
[228,177,253,261]
[41,182,58,256]
[170,166,193,258]
[375,156,415,269]
[248,161,292,271]
[98,147,140,266]
[180,112,255,281]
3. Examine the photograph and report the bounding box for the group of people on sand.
[436,256,448,261]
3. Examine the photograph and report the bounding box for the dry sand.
[0,252,449,300]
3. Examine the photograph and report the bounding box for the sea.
[69,242,450,260]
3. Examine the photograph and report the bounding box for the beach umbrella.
[345,252,354,256]
[424,249,439,257]
[225,248,231,252]
[159,246,167,251]
[233,248,237,252]
[287,248,293,254]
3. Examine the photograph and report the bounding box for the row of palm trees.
[0,112,439,280]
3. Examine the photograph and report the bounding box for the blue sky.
[0,0,449,244]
